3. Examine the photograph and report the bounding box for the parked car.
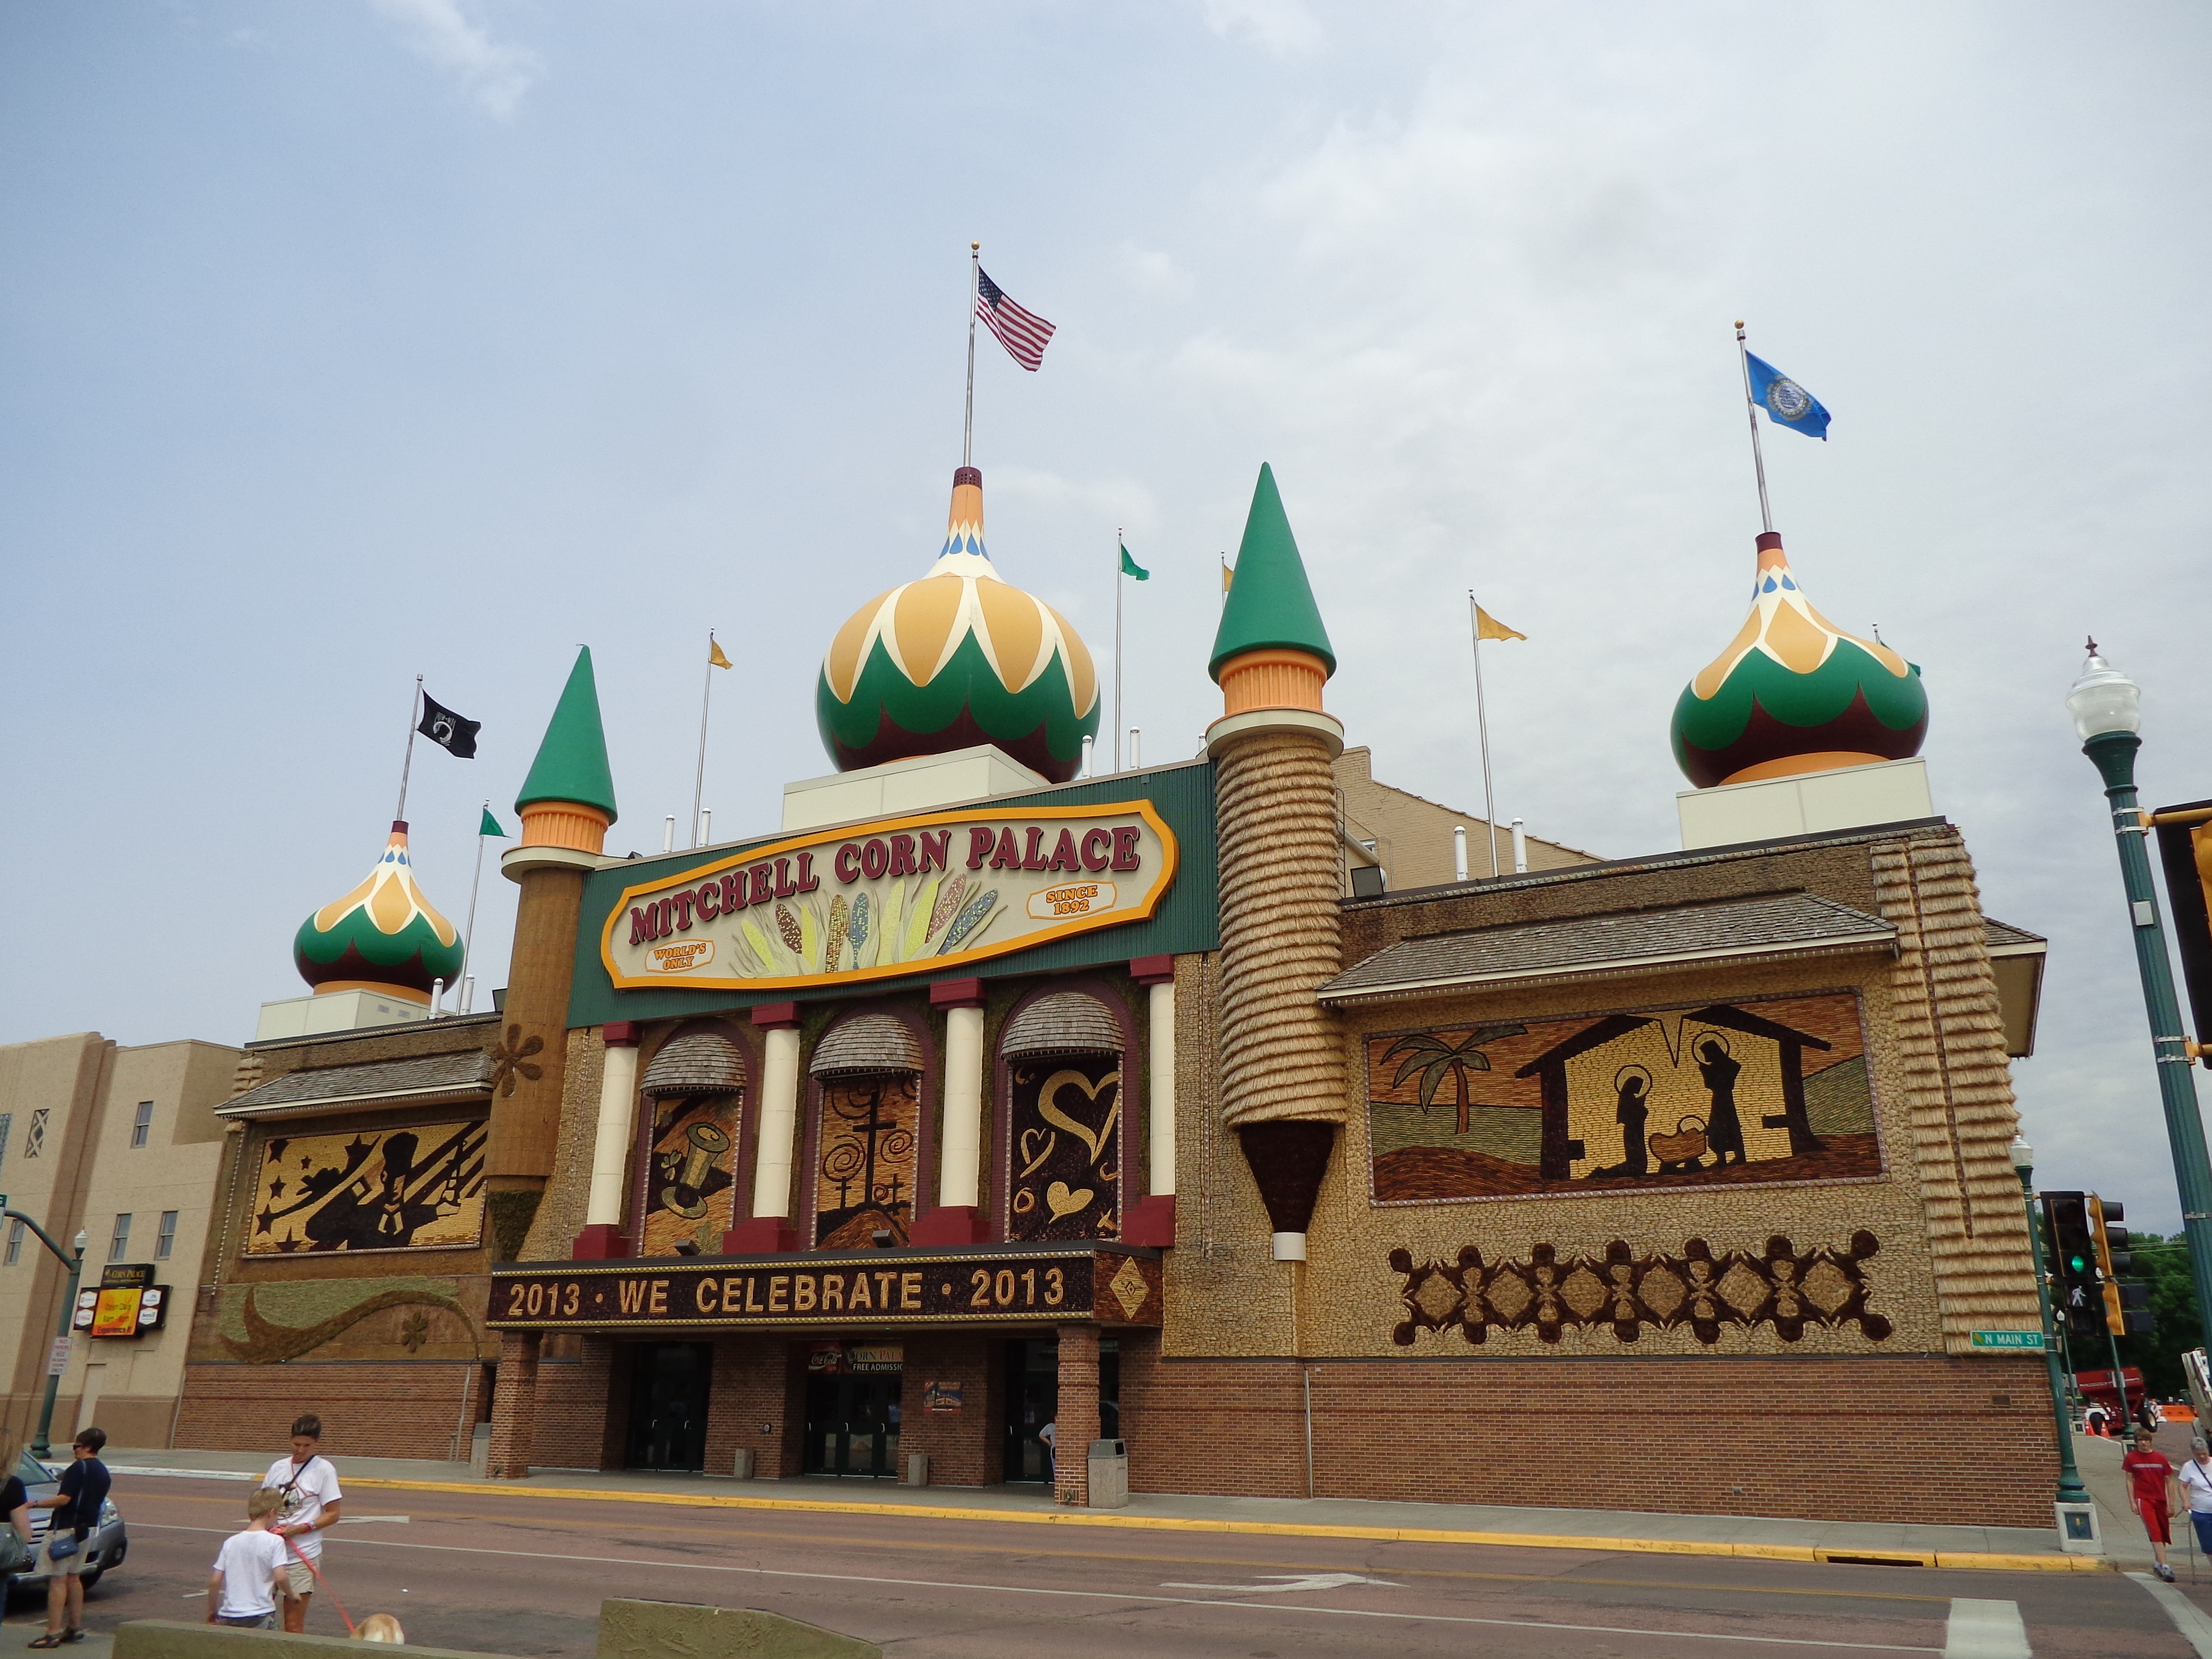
[0,1454,128,1595]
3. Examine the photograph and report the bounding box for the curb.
[297,1472,2097,1574]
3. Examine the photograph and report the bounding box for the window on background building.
[108,1214,131,1261]
[24,1110,46,1160]
[4,1221,21,1266]
[156,1211,178,1259]
[131,1101,154,1148]
[0,1113,13,1165]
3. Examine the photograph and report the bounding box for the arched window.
[635,1030,746,1257]
[1001,992,1125,1241]
[808,1014,925,1249]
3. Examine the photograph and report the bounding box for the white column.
[585,1039,639,1228]
[1148,980,1176,1196]
[938,1004,986,1208]
[1511,817,1528,873]
[751,1025,802,1219]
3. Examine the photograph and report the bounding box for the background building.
[0,1032,238,1448]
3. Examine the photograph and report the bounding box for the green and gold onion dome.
[293,821,465,1003]
[816,467,1100,783]
[1671,531,1928,789]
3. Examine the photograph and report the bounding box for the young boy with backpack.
[206,1489,290,1629]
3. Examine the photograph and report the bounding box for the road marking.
[2127,1572,2212,1658]
[1941,1599,2028,1658]
[128,1524,1938,1651]
[1162,1573,1400,1592]
[108,1490,1962,1605]
[337,1516,410,1526]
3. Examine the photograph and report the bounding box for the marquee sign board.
[600,802,1178,992]
[489,1245,1164,1331]
[78,1263,170,1340]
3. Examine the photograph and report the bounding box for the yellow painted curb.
[332,1475,2105,1574]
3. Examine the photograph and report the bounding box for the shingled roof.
[1318,891,1897,1007]
[219,1051,496,1120]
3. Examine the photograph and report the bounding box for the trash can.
[1086,1439,1128,1509]
[732,1448,756,1480]
[904,1453,930,1487]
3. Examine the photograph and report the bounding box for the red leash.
[282,1533,355,1635]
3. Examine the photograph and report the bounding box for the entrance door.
[625,1343,712,1471]
[803,1373,902,1476]
[1002,1338,1057,1483]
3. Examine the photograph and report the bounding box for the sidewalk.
[107,1445,2100,1573]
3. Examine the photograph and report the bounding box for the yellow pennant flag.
[708,637,733,669]
[1222,561,1234,593]
[1475,605,1526,643]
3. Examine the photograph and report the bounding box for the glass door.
[804,1373,902,1476]
[625,1342,712,1471]
[1002,1338,1057,1483]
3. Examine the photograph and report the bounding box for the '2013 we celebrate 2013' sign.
[600,801,1178,992]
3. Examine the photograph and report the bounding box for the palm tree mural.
[1381,1023,1527,1135]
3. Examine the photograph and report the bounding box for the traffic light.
[2041,1192,2106,1342]
[2090,1195,2155,1337]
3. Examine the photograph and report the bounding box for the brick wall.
[1123,1351,2058,1526]
[1053,1325,1099,1506]
[706,1336,807,1479]
[530,1336,622,1470]
[898,1334,999,1486]
[176,1361,484,1461]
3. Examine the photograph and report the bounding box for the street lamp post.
[4,1212,89,1459]
[2067,644,2212,1359]
[2010,1138,2094,1522]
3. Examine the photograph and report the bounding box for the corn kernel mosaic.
[1367,991,1878,1203]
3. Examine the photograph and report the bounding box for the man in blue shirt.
[27,1427,110,1647]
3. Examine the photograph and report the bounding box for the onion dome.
[293,822,465,1002]
[1671,532,1927,789]
[816,468,1100,782]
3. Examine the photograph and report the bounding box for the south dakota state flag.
[1746,353,1831,440]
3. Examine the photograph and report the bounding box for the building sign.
[487,1246,1164,1331]
[247,1122,487,1255]
[600,802,1178,992]
[924,1380,963,1412]
[80,1264,169,1340]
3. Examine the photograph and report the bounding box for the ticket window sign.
[86,1264,168,1340]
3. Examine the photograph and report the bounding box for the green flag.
[479,807,507,838]
[1119,543,1149,580]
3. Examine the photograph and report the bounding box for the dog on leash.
[354,1614,406,1643]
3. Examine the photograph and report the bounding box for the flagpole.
[963,242,980,468]
[1735,320,1774,535]
[394,674,423,822]
[1468,595,1499,878]
[691,630,717,848]
[1114,529,1124,773]
[458,802,489,1015]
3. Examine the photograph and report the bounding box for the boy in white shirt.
[260,1413,342,1633]
[207,1488,289,1630]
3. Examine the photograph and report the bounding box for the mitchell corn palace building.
[181,458,2056,1523]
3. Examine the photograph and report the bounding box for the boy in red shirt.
[2122,1436,2180,1582]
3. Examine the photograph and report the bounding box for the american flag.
[975,268,1055,372]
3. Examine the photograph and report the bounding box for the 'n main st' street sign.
[490,1244,1163,1332]
[1968,1329,2047,1352]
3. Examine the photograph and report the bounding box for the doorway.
[625,1343,712,1471]
[804,1372,902,1477]
[1002,1338,1057,1483]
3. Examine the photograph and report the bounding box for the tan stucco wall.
[1334,746,1595,893]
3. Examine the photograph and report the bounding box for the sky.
[3,2,2209,1224]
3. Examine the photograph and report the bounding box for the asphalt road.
[22,1475,2209,1658]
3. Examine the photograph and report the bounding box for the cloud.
[1200,0,1323,58]
[366,0,541,118]
[1117,243,1193,299]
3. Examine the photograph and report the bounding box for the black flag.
[417,693,480,759]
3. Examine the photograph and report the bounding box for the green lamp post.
[4,1213,89,1459]
[2067,642,2212,1366]
[2010,1137,2093,1517]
